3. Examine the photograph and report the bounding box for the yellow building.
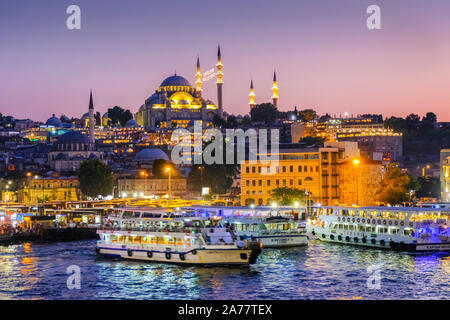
[441,149,450,202]
[19,177,80,204]
[240,147,344,206]
[338,158,383,206]
[117,177,187,198]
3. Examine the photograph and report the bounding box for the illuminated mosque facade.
[135,46,224,129]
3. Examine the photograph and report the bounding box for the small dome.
[46,114,63,127]
[60,115,70,122]
[102,112,110,119]
[81,112,90,120]
[56,131,92,145]
[160,75,192,87]
[179,99,189,105]
[134,148,169,163]
[125,119,139,128]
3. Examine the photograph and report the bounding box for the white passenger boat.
[222,216,308,248]
[95,208,262,266]
[307,206,450,252]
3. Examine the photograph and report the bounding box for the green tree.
[107,106,133,127]
[250,103,278,124]
[187,137,239,194]
[152,159,177,178]
[298,109,318,122]
[375,163,411,205]
[415,177,440,199]
[270,187,307,206]
[78,159,114,198]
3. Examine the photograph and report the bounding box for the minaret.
[249,79,256,109]
[196,56,202,93]
[272,70,278,108]
[88,90,95,144]
[216,45,223,116]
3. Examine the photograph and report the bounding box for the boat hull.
[239,234,308,248]
[96,244,257,266]
[307,226,450,252]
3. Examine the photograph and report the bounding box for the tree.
[250,103,278,124]
[415,177,440,199]
[270,187,307,206]
[187,138,239,194]
[78,159,114,198]
[212,114,226,128]
[375,163,411,205]
[107,106,133,127]
[152,159,177,178]
[298,109,318,122]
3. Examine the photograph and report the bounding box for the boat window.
[344,224,348,230]
[349,225,354,231]
[358,225,365,232]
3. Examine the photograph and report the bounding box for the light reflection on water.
[0,240,448,300]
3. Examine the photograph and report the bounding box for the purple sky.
[1,0,450,122]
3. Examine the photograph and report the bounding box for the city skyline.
[2,0,450,122]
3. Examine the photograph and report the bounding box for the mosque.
[134,46,224,129]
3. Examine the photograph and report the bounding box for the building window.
[276,179,279,186]
[304,166,307,172]
[298,179,302,185]
[246,167,250,173]
[316,166,319,172]
[258,180,262,186]
[282,166,286,173]
[252,167,256,173]
[290,166,293,172]
[258,167,261,173]
[246,180,250,186]
[266,166,271,174]
[252,180,256,186]
[267,180,271,186]
[283,179,286,186]
[290,179,293,186]
[298,166,302,172]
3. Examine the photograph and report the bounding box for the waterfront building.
[338,158,383,206]
[117,176,187,198]
[18,176,80,204]
[441,149,450,202]
[240,146,345,206]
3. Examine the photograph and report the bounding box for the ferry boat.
[307,206,450,252]
[95,208,262,266]
[222,216,308,248]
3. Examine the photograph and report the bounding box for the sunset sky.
[1,0,450,122]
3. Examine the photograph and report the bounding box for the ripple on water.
[0,240,449,299]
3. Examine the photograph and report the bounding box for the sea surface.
[0,240,448,300]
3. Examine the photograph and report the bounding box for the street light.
[139,170,149,196]
[352,158,360,205]
[165,166,172,198]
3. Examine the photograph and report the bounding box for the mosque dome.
[125,119,139,128]
[102,112,110,119]
[46,114,63,127]
[56,131,92,145]
[160,75,192,87]
[134,148,169,163]
[81,112,90,120]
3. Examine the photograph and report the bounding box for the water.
[0,240,448,300]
